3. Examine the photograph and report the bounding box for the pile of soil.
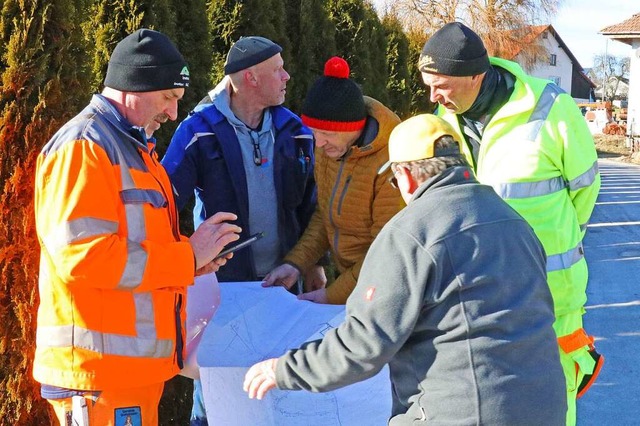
[594,134,637,163]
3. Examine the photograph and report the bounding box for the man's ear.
[244,69,258,87]
[471,72,485,88]
[398,166,418,195]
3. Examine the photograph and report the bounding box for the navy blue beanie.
[224,36,282,75]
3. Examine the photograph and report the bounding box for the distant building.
[593,76,629,101]
[601,13,640,139]
[502,25,596,102]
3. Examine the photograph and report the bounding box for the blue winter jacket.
[162,103,316,282]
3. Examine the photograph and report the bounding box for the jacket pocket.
[120,188,167,208]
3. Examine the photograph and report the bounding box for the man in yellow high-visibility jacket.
[33,29,241,425]
[418,22,603,426]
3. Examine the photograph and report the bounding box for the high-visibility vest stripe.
[546,243,584,272]
[42,217,118,254]
[96,117,150,291]
[493,176,566,199]
[119,241,148,289]
[568,161,599,191]
[526,84,563,139]
[36,324,172,358]
[120,188,168,207]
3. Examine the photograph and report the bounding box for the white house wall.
[517,31,574,94]
[628,39,640,138]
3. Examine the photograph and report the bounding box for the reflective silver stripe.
[294,134,314,140]
[493,176,566,199]
[120,188,167,208]
[547,243,584,272]
[463,125,481,142]
[93,118,160,350]
[108,127,148,290]
[36,325,172,358]
[42,217,118,254]
[568,161,599,191]
[525,84,562,140]
[135,292,157,340]
[118,241,148,289]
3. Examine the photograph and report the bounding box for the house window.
[550,54,557,66]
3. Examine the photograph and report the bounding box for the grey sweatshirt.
[276,166,566,425]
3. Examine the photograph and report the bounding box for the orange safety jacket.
[33,95,195,391]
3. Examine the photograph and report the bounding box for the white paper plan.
[198,281,391,426]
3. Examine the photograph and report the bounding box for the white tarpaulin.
[198,281,391,425]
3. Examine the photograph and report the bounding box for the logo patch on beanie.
[176,66,190,87]
[419,55,437,72]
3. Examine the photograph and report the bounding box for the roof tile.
[600,13,640,35]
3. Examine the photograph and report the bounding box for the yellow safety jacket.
[439,57,601,316]
[33,95,195,390]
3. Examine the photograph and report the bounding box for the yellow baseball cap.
[378,114,461,174]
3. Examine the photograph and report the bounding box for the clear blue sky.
[552,0,639,68]
[372,1,639,69]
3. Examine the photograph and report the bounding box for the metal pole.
[602,38,608,102]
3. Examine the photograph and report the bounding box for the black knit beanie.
[104,29,190,92]
[301,57,366,132]
[419,22,490,77]
[224,36,283,75]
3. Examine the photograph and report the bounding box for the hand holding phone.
[214,232,264,260]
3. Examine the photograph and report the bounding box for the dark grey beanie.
[104,28,190,92]
[419,22,490,77]
[224,36,282,75]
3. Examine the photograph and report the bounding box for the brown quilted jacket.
[284,97,403,304]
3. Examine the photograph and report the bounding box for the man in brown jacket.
[263,56,402,304]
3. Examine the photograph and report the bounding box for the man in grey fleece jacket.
[244,114,567,425]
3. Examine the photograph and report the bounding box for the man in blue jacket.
[162,36,324,425]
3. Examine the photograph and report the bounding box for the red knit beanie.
[301,57,366,132]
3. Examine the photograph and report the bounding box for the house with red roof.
[501,24,595,102]
[601,13,640,139]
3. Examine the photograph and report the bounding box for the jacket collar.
[345,96,398,160]
[198,79,299,134]
[91,94,149,151]
[411,166,477,202]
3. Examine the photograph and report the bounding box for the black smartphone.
[214,232,264,259]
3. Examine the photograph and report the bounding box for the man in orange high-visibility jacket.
[33,28,241,426]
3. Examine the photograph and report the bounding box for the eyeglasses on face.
[388,175,399,189]
[388,164,400,189]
